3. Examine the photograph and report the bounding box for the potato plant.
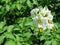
[0,0,60,45]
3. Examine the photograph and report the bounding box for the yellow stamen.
[38,19,42,23]
[45,14,48,17]
[48,19,52,24]
[34,12,37,15]
[39,27,43,32]
[34,11,39,15]
[39,12,44,16]
[51,27,54,31]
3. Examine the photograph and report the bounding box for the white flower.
[37,14,43,19]
[32,15,43,28]
[32,14,43,24]
[47,14,53,24]
[32,15,38,20]
[31,7,54,32]
[47,14,53,20]
[42,23,47,30]
[39,7,51,17]
[37,14,43,23]
[42,17,48,26]
[38,24,43,28]
[30,8,39,18]
[47,24,54,30]
[39,7,46,16]
[45,8,51,14]
[38,24,46,30]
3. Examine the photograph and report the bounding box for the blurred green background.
[0,0,60,45]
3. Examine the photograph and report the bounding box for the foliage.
[0,0,60,45]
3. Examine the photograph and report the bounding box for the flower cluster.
[31,7,54,32]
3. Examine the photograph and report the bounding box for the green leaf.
[7,25,14,32]
[56,35,60,39]
[0,22,5,29]
[4,40,16,45]
[24,18,33,26]
[16,3,22,10]
[0,26,7,33]
[4,33,15,40]
[0,35,5,45]
[2,0,11,3]
[43,30,51,36]
[40,36,45,41]
[23,32,32,38]
[52,40,57,45]
[11,4,15,10]
[34,28,39,35]
[15,35,24,42]
[13,27,20,31]
[27,0,32,8]
[25,22,33,26]
[17,42,22,45]
[20,0,26,3]
[45,41,51,45]
[33,0,37,5]
[6,5,10,11]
